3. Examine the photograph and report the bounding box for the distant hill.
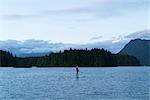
[0,49,140,67]
[119,39,150,66]
[18,52,50,57]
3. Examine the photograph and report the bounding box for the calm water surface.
[0,67,149,100]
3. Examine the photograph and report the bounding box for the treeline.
[0,48,140,67]
[0,50,17,66]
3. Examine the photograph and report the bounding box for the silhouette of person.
[76,66,79,78]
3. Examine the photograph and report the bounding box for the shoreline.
[0,66,148,68]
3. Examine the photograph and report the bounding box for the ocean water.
[0,67,149,100]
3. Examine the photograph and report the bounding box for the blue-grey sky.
[0,0,149,44]
[0,0,150,55]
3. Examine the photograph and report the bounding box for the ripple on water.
[0,67,149,100]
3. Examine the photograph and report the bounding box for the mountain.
[119,39,150,66]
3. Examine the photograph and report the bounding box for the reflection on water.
[0,67,149,100]
[76,73,79,79]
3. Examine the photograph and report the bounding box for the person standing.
[76,66,79,78]
[76,66,79,74]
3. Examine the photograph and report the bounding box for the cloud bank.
[0,29,149,56]
[125,29,150,40]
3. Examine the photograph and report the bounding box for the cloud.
[42,7,91,15]
[0,29,149,56]
[90,35,103,40]
[85,29,150,53]
[0,7,91,20]
[1,0,149,20]
[125,29,150,40]
[0,38,127,55]
[0,14,27,20]
[42,0,149,15]
[79,39,128,53]
[39,0,150,19]
[0,39,77,56]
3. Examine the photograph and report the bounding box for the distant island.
[0,39,149,67]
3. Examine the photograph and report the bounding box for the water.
[0,67,149,100]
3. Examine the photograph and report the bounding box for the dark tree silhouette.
[0,49,140,67]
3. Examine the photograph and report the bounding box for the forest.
[0,48,140,67]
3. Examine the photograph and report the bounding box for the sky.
[0,0,150,54]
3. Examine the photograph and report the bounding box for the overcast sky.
[0,0,150,55]
[0,0,149,44]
